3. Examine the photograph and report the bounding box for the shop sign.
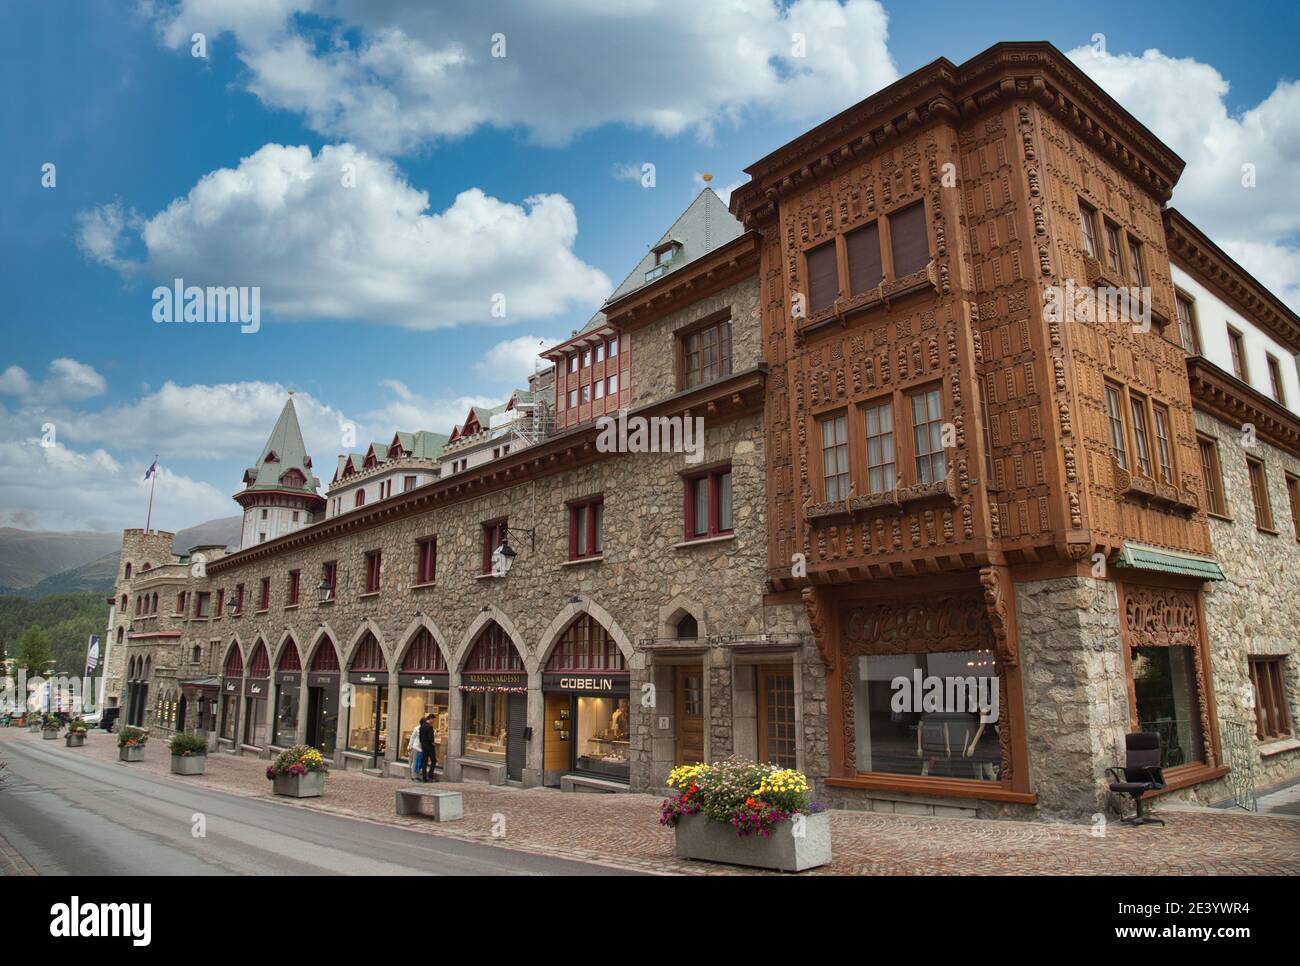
[543,674,628,693]
[276,671,301,686]
[463,672,526,687]
[308,673,338,688]
[244,679,268,698]
[223,679,238,693]
[399,672,450,689]
[348,672,382,685]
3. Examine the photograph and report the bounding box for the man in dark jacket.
[418,714,437,782]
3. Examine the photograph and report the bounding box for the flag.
[143,458,158,480]
[85,635,100,676]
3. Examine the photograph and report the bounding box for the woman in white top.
[407,718,424,781]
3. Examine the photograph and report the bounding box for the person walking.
[408,716,424,781]
[419,713,437,783]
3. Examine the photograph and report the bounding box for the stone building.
[105,188,812,793]
[103,43,1298,817]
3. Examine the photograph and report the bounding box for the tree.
[16,626,52,676]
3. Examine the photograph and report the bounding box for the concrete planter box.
[42,729,60,740]
[272,771,325,798]
[673,810,832,872]
[27,723,41,733]
[171,754,206,775]
[119,745,146,762]
[65,733,86,747]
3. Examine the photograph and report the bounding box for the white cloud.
[0,358,107,405]
[366,380,496,440]
[1069,45,1300,311]
[74,201,138,271]
[77,143,610,329]
[0,437,231,532]
[474,335,560,387]
[148,0,897,154]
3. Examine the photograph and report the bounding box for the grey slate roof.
[574,187,743,335]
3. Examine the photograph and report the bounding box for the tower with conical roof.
[235,393,325,549]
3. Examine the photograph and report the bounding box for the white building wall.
[1173,264,1300,416]
[325,468,438,519]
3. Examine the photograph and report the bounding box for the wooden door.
[757,665,797,769]
[675,666,705,765]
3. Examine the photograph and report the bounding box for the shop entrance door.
[675,666,705,765]
[506,692,527,782]
[757,665,797,768]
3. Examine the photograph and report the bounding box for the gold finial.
[701,172,713,183]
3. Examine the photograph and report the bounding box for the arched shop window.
[302,637,340,757]
[460,623,526,769]
[397,628,449,763]
[542,615,630,784]
[271,638,302,748]
[346,633,388,758]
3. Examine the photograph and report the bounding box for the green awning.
[1115,542,1225,581]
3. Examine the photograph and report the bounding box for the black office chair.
[1106,732,1167,826]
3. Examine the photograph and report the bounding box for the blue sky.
[2,0,1297,533]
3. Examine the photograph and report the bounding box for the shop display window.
[273,684,299,746]
[852,649,1000,781]
[1131,646,1205,769]
[347,684,388,755]
[462,691,510,761]
[575,695,629,779]
[398,688,448,760]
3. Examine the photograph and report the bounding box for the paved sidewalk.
[3,728,1297,875]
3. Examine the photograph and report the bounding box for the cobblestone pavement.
[3,728,1297,875]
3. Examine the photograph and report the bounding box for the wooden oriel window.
[1197,435,1227,517]
[1126,237,1146,288]
[1228,326,1248,381]
[1246,458,1273,531]
[805,241,838,315]
[889,201,930,277]
[680,316,732,389]
[1267,354,1287,405]
[482,519,508,574]
[416,537,437,584]
[864,399,896,494]
[1287,474,1300,541]
[909,386,946,483]
[684,466,733,540]
[1106,384,1128,469]
[1078,200,1099,259]
[1249,657,1293,740]
[1175,293,1200,354]
[1104,221,1123,276]
[287,570,300,606]
[363,549,382,594]
[1129,394,1153,477]
[1152,404,1174,484]
[819,412,850,502]
[568,497,604,560]
[846,221,883,294]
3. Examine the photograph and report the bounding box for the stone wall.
[629,276,761,407]
[1193,410,1300,800]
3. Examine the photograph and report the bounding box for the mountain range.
[0,517,243,599]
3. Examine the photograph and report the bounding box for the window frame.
[415,536,437,585]
[1248,656,1293,741]
[1152,403,1175,485]
[676,313,733,390]
[1105,383,1129,470]
[818,411,851,503]
[362,549,382,595]
[683,466,734,541]
[481,518,508,575]
[1078,200,1099,259]
[1246,457,1274,532]
[1266,353,1287,405]
[908,384,947,485]
[1196,434,1228,518]
[1174,290,1201,355]
[1129,391,1153,478]
[1286,473,1300,542]
[287,569,300,607]
[567,496,605,560]
[1227,326,1249,381]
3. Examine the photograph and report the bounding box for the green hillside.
[0,592,107,677]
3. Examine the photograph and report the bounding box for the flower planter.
[171,754,206,776]
[673,810,832,872]
[65,733,85,747]
[42,729,60,740]
[272,771,325,798]
[119,745,145,762]
[27,723,41,733]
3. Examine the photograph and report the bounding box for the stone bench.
[395,786,463,821]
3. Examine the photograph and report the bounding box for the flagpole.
[145,455,158,532]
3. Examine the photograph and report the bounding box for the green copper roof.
[241,396,321,495]
[1115,542,1225,581]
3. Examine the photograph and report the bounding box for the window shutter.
[806,242,838,314]
[846,222,883,295]
[889,202,930,277]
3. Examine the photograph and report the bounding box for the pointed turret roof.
[237,395,322,500]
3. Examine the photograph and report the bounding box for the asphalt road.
[0,737,636,875]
